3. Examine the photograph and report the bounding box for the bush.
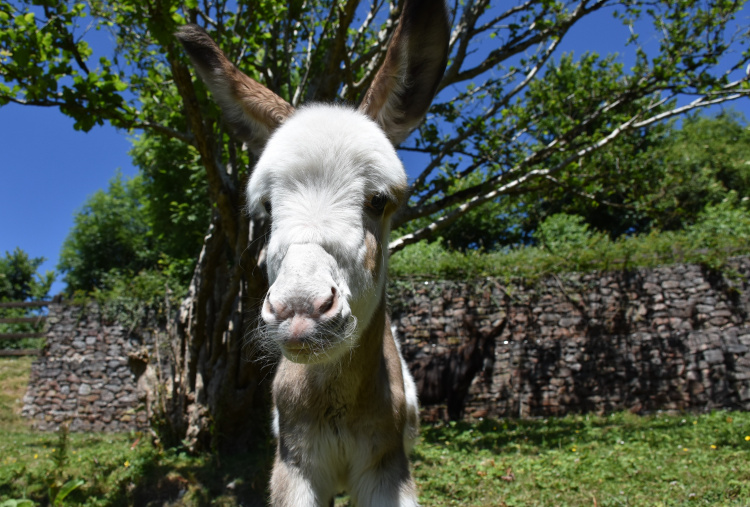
[76,266,187,330]
[390,201,750,281]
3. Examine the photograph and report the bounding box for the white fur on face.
[247,105,406,359]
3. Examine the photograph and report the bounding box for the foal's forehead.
[248,105,407,203]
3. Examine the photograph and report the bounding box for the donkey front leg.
[270,455,335,507]
[350,451,419,507]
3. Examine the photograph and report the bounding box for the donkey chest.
[280,385,393,439]
[279,407,397,482]
[277,381,398,460]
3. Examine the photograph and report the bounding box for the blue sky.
[1,3,748,297]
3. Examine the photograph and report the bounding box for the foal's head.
[248,105,407,363]
[177,0,449,364]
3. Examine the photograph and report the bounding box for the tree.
[404,55,678,249]
[512,110,750,240]
[2,0,748,451]
[59,149,209,294]
[0,248,55,349]
[130,134,209,282]
[58,172,153,292]
[0,247,54,302]
[644,111,750,230]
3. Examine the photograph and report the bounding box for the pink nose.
[264,286,339,323]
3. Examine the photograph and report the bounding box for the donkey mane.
[177,1,449,505]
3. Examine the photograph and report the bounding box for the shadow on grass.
[1,432,276,507]
[125,447,273,507]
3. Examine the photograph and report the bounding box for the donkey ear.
[359,0,450,146]
[176,24,295,156]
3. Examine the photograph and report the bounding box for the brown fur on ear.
[359,0,450,146]
[176,24,295,156]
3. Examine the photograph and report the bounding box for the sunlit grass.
[0,356,34,432]
[413,411,750,506]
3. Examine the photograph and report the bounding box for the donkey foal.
[177,1,449,505]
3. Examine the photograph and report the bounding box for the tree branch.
[404,31,564,206]
[391,79,749,251]
[167,47,239,247]
[302,0,360,102]
[441,0,609,89]
[340,0,401,102]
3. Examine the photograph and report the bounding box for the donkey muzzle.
[261,244,353,362]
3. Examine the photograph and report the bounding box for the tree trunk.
[163,208,275,453]
[155,45,284,453]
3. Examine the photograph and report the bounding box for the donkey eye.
[262,200,272,215]
[366,193,388,214]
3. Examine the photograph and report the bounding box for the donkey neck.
[314,289,389,391]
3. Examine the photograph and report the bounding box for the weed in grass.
[44,423,86,505]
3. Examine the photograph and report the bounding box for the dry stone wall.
[391,257,750,421]
[22,257,750,431]
[22,303,158,432]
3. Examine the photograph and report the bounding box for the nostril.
[316,287,337,317]
[264,292,291,321]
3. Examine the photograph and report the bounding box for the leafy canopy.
[58,172,152,292]
[0,247,54,302]
[0,247,55,349]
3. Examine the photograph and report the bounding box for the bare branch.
[392,80,749,251]
[390,166,551,252]
[303,0,361,102]
[196,8,219,29]
[292,29,316,107]
[631,79,749,129]
[167,47,239,246]
[446,0,493,72]
[339,0,401,102]
[407,31,563,199]
[352,0,386,49]
[442,0,609,89]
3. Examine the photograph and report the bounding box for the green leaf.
[53,478,85,505]
[0,500,35,507]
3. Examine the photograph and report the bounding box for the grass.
[0,423,271,506]
[413,413,750,506]
[2,358,749,506]
[0,356,34,432]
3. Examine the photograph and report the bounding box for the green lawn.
[414,413,750,506]
[1,358,749,506]
[0,356,34,433]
